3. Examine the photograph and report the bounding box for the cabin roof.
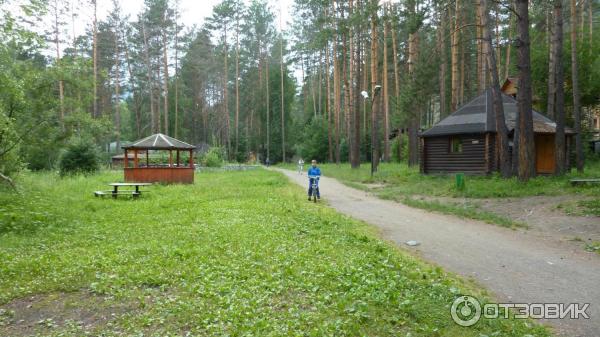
[122,133,196,150]
[421,89,574,137]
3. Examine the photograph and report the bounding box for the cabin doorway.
[535,134,555,174]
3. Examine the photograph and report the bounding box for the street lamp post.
[362,87,381,177]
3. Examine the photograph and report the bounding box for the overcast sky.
[92,0,294,36]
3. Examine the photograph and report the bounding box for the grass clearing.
[0,170,550,336]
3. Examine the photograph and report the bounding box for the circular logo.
[451,295,482,327]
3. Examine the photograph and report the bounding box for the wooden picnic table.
[95,182,152,198]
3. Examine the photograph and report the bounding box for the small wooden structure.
[420,89,575,175]
[122,133,196,184]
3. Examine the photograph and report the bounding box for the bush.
[0,111,23,181]
[202,147,225,167]
[391,134,408,163]
[59,138,100,176]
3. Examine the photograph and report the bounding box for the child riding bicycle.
[307,159,321,201]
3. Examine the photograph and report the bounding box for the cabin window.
[449,137,463,153]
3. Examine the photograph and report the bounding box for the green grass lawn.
[0,170,550,336]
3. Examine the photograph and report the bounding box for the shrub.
[391,134,408,163]
[202,147,224,167]
[59,138,100,176]
[0,111,23,182]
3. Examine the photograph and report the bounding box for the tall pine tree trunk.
[235,17,240,157]
[382,6,390,162]
[54,0,65,127]
[123,31,141,138]
[114,27,121,153]
[554,0,566,175]
[547,6,556,120]
[92,0,98,118]
[571,0,584,172]
[318,49,323,116]
[333,29,341,164]
[589,0,593,46]
[162,30,169,135]
[156,66,162,133]
[407,0,420,167]
[343,39,351,161]
[279,13,286,162]
[174,2,179,138]
[351,2,361,169]
[438,5,447,117]
[326,41,333,162]
[391,13,402,160]
[265,50,270,161]
[476,1,484,93]
[142,24,157,133]
[479,0,510,177]
[451,0,460,111]
[505,12,513,79]
[370,2,380,172]
[223,25,230,156]
[515,0,536,181]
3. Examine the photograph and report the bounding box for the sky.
[93,0,294,34]
[4,0,294,49]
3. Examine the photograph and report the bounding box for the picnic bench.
[94,182,152,198]
[570,178,600,186]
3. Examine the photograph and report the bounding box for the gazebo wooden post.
[134,149,139,168]
[146,150,149,167]
[169,150,173,167]
[124,149,129,168]
[176,150,180,167]
[189,150,194,168]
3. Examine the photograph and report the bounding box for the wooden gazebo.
[122,133,196,184]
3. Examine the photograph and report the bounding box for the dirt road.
[276,168,600,337]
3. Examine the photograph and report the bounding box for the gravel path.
[275,168,600,337]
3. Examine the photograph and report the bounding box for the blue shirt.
[307,167,321,177]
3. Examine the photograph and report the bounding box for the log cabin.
[420,88,574,175]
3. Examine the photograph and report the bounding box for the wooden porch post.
[169,150,173,167]
[134,149,139,168]
[485,133,490,173]
[124,149,129,168]
[146,150,149,167]
[176,150,180,167]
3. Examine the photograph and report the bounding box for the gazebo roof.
[122,133,196,150]
[421,88,575,137]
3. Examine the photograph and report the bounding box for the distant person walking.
[298,158,305,174]
[265,157,270,167]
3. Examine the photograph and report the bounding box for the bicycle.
[308,175,320,203]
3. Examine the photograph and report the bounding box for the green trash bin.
[455,173,465,191]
